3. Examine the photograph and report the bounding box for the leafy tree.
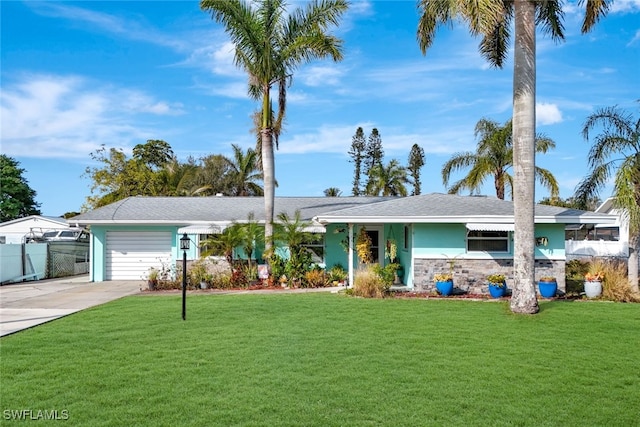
[348,127,367,196]
[364,128,384,191]
[417,0,608,314]
[324,187,342,197]
[575,104,640,291]
[366,159,409,197]
[191,154,236,196]
[84,146,163,208]
[441,118,559,200]
[408,143,426,195]
[132,139,174,170]
[201,0,348,257]
[0,155,41,221]
[226,144,263,196]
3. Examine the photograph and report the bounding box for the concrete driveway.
[0,275,141,337]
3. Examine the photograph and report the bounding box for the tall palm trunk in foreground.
[511,1,538,313]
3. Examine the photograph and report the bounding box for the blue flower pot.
[488,283,506,298]
[436,281,454,296]
[538,280,557,298]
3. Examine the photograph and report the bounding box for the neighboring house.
[72,194,615,295]
[0,215,70,244]
[565,197,629,259]
[0,216,90,284]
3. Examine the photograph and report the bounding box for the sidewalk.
[0,275,141,337]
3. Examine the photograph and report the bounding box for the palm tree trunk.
[510,0,539,314]
[261,128,275,258]
[495,171,505,200]
[629,232,639,293]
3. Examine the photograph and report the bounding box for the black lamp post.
[180,233,190,320]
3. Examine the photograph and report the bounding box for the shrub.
[230,267,249,288]
[304,269,327,288]
[372,263,398,289]
[327,264,347,284]
[210,271,232,289]
[600,259,640,303]
[566,259,589,295]
[352,266,387,298]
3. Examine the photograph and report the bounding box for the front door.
[357,225,383,265]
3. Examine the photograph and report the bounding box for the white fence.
[565,240,628,259]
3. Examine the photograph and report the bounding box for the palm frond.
[579,0,610,34]
[534,166,560,199]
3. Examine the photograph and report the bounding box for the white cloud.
[610,0,640,13]
[27,2,188,51]
[277,122,474,156]
[0,74,182,158]
[536,103,563,125]
[299,66,344,87]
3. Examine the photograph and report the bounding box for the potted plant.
[538,276,557,298]
[486,274,506,298]
[584,270,604,298]
[434,273,454,296]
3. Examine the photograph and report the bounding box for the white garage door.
[106,231,172,280]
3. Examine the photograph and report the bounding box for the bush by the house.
[352,266,387,298]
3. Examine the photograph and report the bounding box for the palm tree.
[237,213,265,273]
[442,118,559,200]
[156,158,201,196]
[575,104,640,292]
[324,187,342,197]
[200,225,245,273]
[274,210,321,280]
[366,159,409,197]
[417,0,609,314]
[201,0,347,257]
[227,144,263,196]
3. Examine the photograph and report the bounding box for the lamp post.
[180,233,190,320]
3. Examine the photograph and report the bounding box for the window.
[467,230,509,252]
[302,234,325,266]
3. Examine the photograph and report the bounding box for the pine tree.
[408,144,426,195]
[364,128,384,194]
[348,127,366,196]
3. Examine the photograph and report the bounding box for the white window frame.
[466,230,510,253]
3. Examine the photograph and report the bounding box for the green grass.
[1,294,639,426]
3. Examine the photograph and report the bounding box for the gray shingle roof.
[315,193,614,224]
[71,193,614,226]
[71,196,390,224]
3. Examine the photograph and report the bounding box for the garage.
[105,231,172,280]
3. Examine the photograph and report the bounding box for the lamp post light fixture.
[180,233,190,320]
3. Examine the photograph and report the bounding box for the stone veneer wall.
[413,258,565,295]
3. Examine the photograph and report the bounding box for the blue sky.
[2,1,639,216]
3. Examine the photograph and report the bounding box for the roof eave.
[314,215,618,225]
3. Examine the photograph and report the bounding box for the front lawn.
[1,294,639,426]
